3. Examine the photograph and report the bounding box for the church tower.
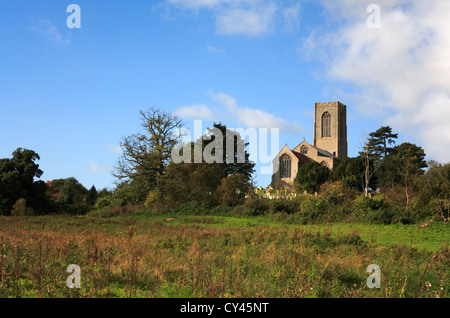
[313,101,348,161]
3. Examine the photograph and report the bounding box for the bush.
[427,198,449,225]
[351,194,412,224]
[144,189,163,208]
[217,173,251,206]
[298,195,330,224]
[269,199,299,214]
[319,181,357,206]
[244,197,270,216]
[231,205,258,217]
[94,195,125,209]
[294,161,330,193]
[11,198,34,216]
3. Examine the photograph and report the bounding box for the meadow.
[0,213,448,298]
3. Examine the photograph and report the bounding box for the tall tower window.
[322,112,331,138]
[280,154,291,178]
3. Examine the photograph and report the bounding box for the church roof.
[293,140,336,158]
[291,151,313,164]
[308,144,336,158]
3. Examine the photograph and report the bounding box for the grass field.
[0,213,448,298]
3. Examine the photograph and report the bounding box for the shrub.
[244,198,270,216]
[427,198,449,225]
[231,205,257,217]
[294,161,330,194]
[94,195,124,209]
[353,194,386,211]
[11,198,34,216]
[144,189,163,208]
[269,199,299,214]
[298,195,330,224]
[351,194,410,224]
[217,173,251,206]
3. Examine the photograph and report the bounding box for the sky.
[1,0,449,190]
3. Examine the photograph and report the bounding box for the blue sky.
[1,0,449,190]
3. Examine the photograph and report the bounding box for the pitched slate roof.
[291,151,313,164]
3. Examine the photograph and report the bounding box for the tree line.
[1,108,448,225]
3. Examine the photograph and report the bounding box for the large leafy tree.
[201,123,255,182]
[0,148,49,215]
[163,162,222,207]
[113,107,184,194]
[332,157,367,192]
[294,161,330,194]
[418,161,450,224]
[50,177,87,206]
[391,142,427,210]
[162,123,255,207]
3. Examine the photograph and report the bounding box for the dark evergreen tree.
[86,185,98,206]
[294,161,330,194]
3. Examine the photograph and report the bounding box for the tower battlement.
[315,101,346,108]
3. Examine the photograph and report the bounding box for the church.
[271,101,348,189]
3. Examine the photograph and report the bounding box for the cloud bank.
[301,0,450,163]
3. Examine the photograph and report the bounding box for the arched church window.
[280,154,291,179]
[322,112,331,138]
[300,145,308,155]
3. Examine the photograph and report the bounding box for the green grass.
[123,214,449,252]
[0,213,448,298]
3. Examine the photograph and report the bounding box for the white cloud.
[206,45,226,54]
[106,145,123,154]
[173,91,302,133]
[89,162,111,174]
[31,19,70,45]
[301,0,450,162]
[282,3,301,33]
[215,4,276,36]
[174,104,217,121]
[210,91,303,133]
[164,0,300,37]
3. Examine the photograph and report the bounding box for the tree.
[294,161,330,194]
[51,177,87,206]
[332,157,366,192]
[358,127,398,196]
[205,123,255,181]
[163,162,222,207]
[391,143,427,211]
[217,173,252,206]
[360,135,381,196]
[162,123,255,207]
[85,185,98,206]
[367,126,398,161]
[0,148,50,215]
[114,107,183,194]
[418,161,450,204]
[11,198,34,216]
